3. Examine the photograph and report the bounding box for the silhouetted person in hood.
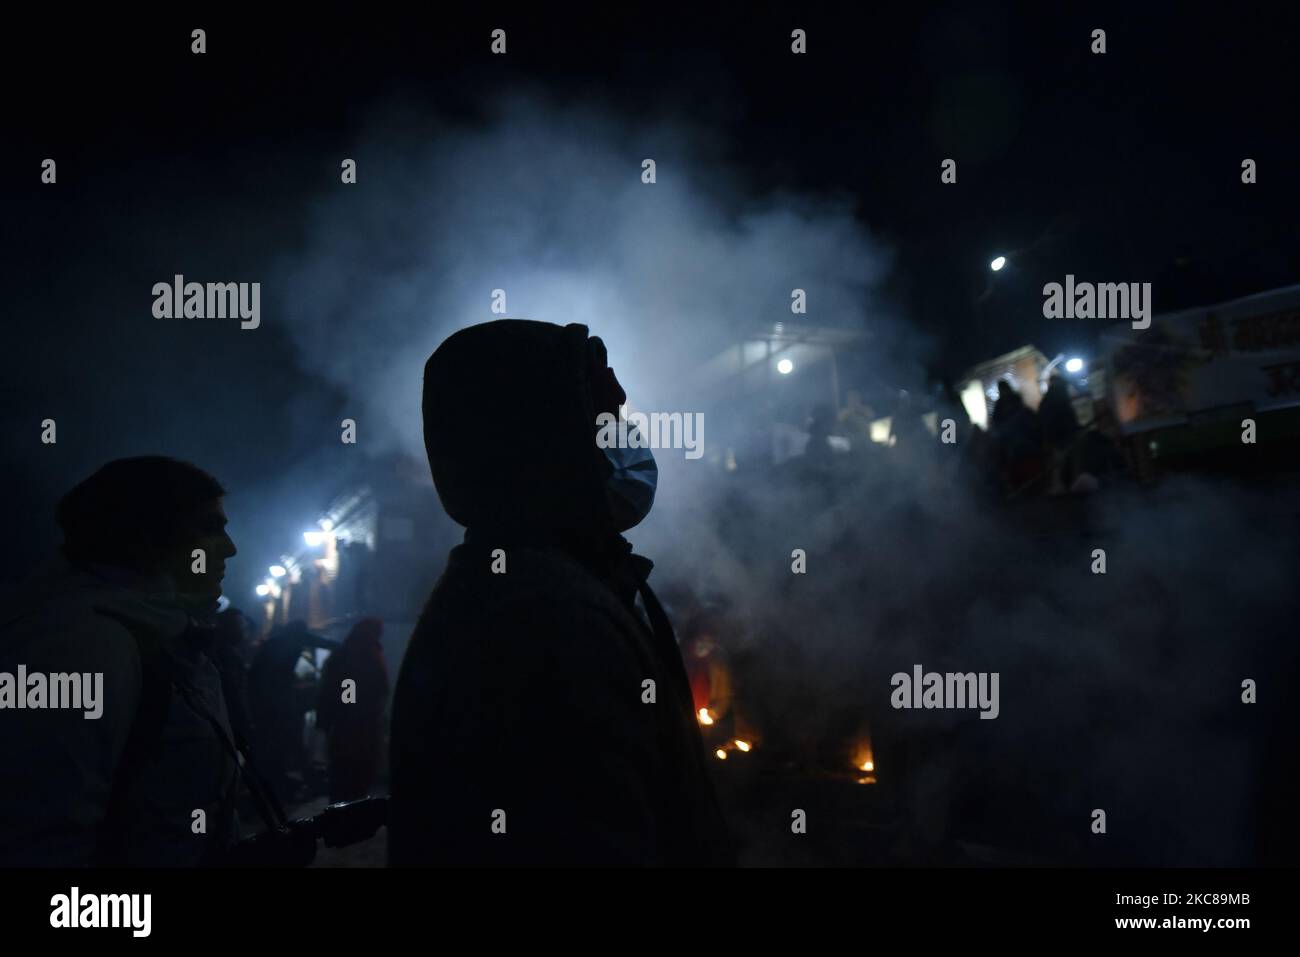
[389,320,733,866]
[990,378,1025,429]
[1037,375,1081,448]
[1038,376,1084,493]
[990,378,1044,493]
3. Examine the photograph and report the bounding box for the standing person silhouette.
[0,456,242,866]
[317,617,389,802]
[390,320,733,866]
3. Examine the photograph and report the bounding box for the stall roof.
[958,345,1048,387]
[690,321,868,392]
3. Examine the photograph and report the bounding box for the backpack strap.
[90,606,175,866]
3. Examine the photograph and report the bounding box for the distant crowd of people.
[802,376,1124,501]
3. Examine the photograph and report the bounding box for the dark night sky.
[4,1,1298,586]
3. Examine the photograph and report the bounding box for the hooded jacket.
[0,559,240,866]
[389,319,733,866]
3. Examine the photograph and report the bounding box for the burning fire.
[852,737,876,780]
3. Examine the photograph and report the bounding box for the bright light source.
[861,760,875,772]
[697,708,714,726]
[269,565,286,578]
[1065,357,1084,374]
[319,518,334,532]
[715,749,727,760]
[303,530,326,547]
[734,740,752,752]
[255,583,271,597]
[777,358,794,375]
[990,256,1006,272]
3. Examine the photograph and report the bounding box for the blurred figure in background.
[889,388,939,484]
[1037,375,1083,494]
[248,620,335,802]
[802,403,837,465]
[958,423,1003,501]
[837,389,876,449]
[888,389,927,451]
[681,615,733,728]
[316,617,389,802]
[991,379,1045,495]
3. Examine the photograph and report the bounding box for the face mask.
[603,428,658,531]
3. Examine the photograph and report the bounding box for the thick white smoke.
[275,91,894,462]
